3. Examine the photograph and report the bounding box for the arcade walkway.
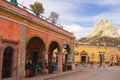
[21,66,85,80]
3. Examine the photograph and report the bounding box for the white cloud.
[10,0,120,22]
[17,0,77,16]
[7,0,120,39]
[64,24,82,32]
[97,0,120,6]
[92,9,120,26]
[64,24,92,39]
[79,0,120,6]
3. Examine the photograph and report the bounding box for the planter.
[42,68,48,74]
[67,65,72,70]
[48,67,54,74]
[48,62,54,74]
[62,64,67,71]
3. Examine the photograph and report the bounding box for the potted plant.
[48,62,54,74]
[30,2,44,18]
[62,63,67,71]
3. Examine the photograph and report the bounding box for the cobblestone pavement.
[45,66,120,80]
[22,66,85,80]
[22,65,120,80]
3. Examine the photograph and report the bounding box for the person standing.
[25,58,32,77]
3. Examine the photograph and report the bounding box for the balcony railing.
[4,0,64,29]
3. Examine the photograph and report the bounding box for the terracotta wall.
[26,27,72,51]
[0,18,22,40]
[0,18,22,55]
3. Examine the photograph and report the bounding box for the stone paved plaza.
[22,65,120,80]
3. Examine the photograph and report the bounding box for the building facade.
[0,0,75,80]
[74,45,120,65]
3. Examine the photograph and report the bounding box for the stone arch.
[62,43,72,71]
[48,41,61,61]
[63,44,71,63]
[66,44,71,55]
[25,36,46,76]
[1,42,18,79]
[2,46,14,78]
[26,35,46,51]
[80,50,88,64]
[48,40,61,73]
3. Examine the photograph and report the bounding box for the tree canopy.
[11,0,18,6]
[30,2,44,17]
[49,12,59,24]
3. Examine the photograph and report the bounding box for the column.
[44,52,48,62]
[57,53,62,72]
[86,56,88,64]
[42,51,48,74]
[12,47,18,79]
[0,46,3,80]
[71,40,75,70]
[19,25,26,79]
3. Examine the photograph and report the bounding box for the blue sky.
[8,0,120,39]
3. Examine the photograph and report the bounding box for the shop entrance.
[2,46,13,79]
[80,50,88,64]
[32,50,39,65]
[48,41,60,73]
[99,53,104,62]
[81,56,86,63]
[25,37,45,77]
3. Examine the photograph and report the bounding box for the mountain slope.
[87,18,120,38]
[78,18,120,46]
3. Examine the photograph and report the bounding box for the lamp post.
[63,42,67,49]
[62,41,67,63]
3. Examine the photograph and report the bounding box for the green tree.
[30,2,44,17]
[49,12,59,24]
[11,0,18,6]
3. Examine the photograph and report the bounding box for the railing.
[5,0,64,29]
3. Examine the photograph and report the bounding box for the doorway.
[32,50,39,65]
[81,56,86,63]
[65,54,68,63]
[100,54,104,62]
[2,46,13,79]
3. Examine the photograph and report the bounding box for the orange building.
[0,0,75,80]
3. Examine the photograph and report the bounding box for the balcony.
[0,0,74,38]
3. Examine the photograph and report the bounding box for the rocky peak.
[87,18,120,38]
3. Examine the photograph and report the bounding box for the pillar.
[86,55,88,64]
[71,40,75,70]
[57,53,62,72]
[12,47,18,79]
[19,25,26,79]
[44,52,48,62]
[0,46,3,80]
[44,51,48,68]
[42,51,48,74]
